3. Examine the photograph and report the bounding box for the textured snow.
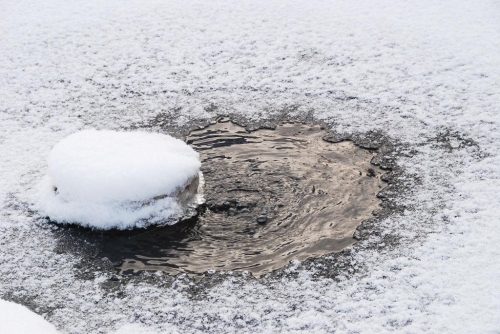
[36,130,200,229]
[0,299,59,334]
[112,324,162,334]
[1,0,500,333]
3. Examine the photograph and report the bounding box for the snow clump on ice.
[36,130,201,230]
[0,299,59,334]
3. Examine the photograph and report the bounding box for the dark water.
[102,121,385,277]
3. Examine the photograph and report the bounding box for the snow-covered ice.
[36,130,200,229]
[0,299,59,334]
[1,0,500,332]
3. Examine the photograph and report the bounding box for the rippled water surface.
[103,121,386,276]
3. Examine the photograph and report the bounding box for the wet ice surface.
[1,0,500,332]
[107,122,384,276]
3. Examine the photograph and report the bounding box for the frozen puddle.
[102,121,386,276]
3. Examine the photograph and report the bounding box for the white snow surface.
[36,130,200,229]
[1,0,500,333]
[0,299,59,334]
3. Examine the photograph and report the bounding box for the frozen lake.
[1,0,499,332]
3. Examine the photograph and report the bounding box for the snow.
[36,130,200,229]
[112,324,163,334]
[0,299,59,334]
[0,0,500,332]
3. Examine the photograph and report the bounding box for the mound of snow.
[0,300,59,334]
[36,130,201,229]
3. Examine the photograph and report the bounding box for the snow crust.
[1,0,500,333]
[0,299,59,334]
[37,130,200,229]
[112,324,162,334]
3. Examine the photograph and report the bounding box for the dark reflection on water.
[101,121,385,277]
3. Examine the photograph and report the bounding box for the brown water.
[106,121,385,277]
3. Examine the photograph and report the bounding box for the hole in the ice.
[100,120,386,277]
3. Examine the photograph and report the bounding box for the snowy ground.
[1,0,500,333]
[0,299,59,334]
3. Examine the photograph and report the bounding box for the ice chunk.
[0,300,59,334]
[36,130,201,230]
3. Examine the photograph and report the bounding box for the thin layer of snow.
[0,299,59,334]
[112,324,163,334]
[1,0,500,333]
[36,130,200,229]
